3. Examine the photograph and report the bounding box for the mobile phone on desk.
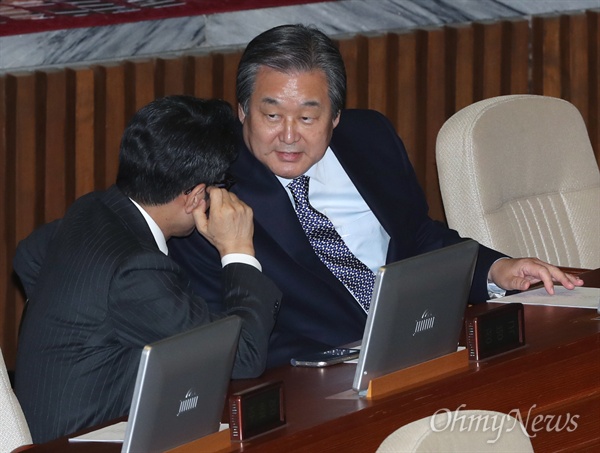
[290,348,360,367]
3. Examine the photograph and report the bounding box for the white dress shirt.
[277,147,390,274]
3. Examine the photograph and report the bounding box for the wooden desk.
[23,269,600,453]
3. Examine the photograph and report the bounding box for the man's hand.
[192,187,255,257]
[489,257,584,295]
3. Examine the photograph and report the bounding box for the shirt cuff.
[487,257,509,299]
[221,253,262,272]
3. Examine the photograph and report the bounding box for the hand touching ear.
[193,188,255,258]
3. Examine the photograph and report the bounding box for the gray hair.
[236,24,346,118]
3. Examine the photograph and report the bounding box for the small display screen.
[480,309,522,354]
[242,388,282,435]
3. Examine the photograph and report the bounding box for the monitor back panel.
[122,315,242,453]
[353,240,478,393]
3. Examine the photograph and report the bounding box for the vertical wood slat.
[393,31,419,167]
[190,54,215,99]
[507,18,529,94]
[337,36,369,109]
[563,14,589,120]
[43,70,68,222]
[157,57,187,97]
[449,24,475,112]
[222,51,242,108]
[532,15,562,97]
[13,73,38,244]
[125,59,155,118]
[70,67,96,198]
[366,33,390,115]
[98,64,126,189]
[3,73,38,369]
[476,21,504,99]
[0,74,11,367]
[422,27,447,222]
[1,11,599,371]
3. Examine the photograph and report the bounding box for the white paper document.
[69,421,127,443]
[492,286,600,309]
[69,421,229,443]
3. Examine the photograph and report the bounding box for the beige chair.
[377,409,534,452]
[436,95,600,269]
[0,348,32,453]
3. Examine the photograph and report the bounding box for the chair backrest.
[436,95,600,269]
[0,348,32,453]
[376,409,534,452]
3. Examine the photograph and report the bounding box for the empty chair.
[436,95,600,269]
[0,348,32,453]
[377,409,534,452]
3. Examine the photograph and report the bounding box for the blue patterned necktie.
[287,175,375,312]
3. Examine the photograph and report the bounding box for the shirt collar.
[129,198,169,255]
[275,146,334,188]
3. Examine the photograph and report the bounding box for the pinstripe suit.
[13,185,281,443]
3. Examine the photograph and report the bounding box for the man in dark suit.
[169,25,583,368]
[13,96,281,443]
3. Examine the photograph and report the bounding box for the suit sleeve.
[13,219,62,299]
[108,252,281,378]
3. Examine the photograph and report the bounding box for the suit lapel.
[231,147,325,270]
[100,186,158,250]
[329,110,427,264]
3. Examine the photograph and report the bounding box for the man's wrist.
[487,257,510,299]
[221,253,262,272]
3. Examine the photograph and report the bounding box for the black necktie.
[287,175,375,311]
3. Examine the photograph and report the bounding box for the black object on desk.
[464,303,525,361]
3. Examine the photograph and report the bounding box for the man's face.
[239,66,340,179]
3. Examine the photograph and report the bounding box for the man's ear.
[183,184,206,214]
[238,103,246,123]
[332,111,341,128]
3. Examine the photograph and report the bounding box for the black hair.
[116,96,237,205]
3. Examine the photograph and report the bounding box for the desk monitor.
[352,240,478,394]
[122,316,242,453]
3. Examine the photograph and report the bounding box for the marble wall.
[1,0,599,72]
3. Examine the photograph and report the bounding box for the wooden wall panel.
[366,33,390,115]
[190,54,215,99]
[125,59,155,117]
[532,15,562,97]
[422,27,447,221]
[93,63,127,190]
[1,11,599,370]
[0,74,11,364]
[393,32,419,168]
[477,21,504,99]
[13,73,38,244]
[564,14,589,120]
[222,51,242,107]
[69,67,96,199]
[43,70,69,222]
[449,24,475,112]
[507,19,529,94]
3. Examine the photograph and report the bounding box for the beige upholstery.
[0,348,32,453]
[436,95,600,269]
[377,410,534,452]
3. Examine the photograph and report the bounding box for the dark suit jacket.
[169,109,505,368]
[13,185,281,443]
